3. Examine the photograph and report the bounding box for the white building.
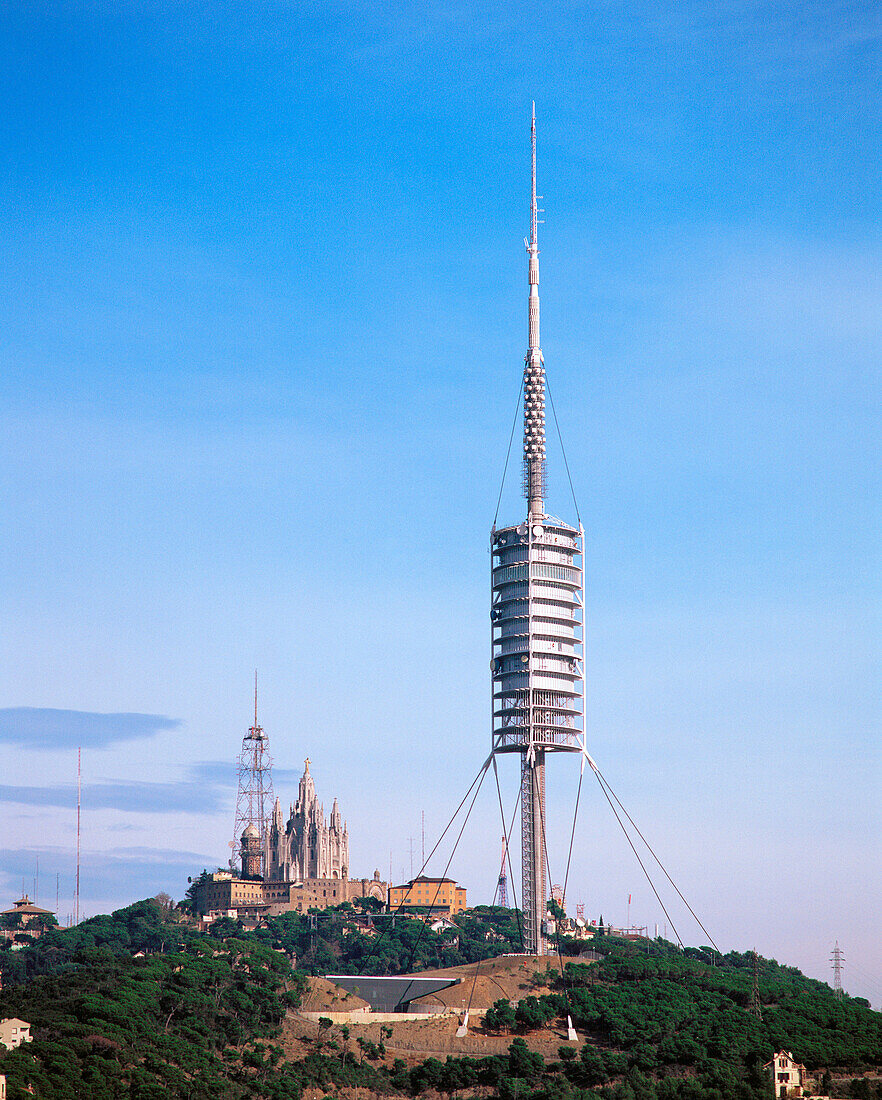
[764,1051,806,1098]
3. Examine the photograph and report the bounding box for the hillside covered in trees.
[0,898,879,1099]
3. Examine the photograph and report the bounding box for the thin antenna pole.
[531,102,538,252]
[35,855,38,905]
[523,101,546,516]
[76,746,81,926]
[254,669,258,729]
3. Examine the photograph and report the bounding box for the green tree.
[515,995,556,1031]
[484,998,517,1031]
[508,1037,544,1080]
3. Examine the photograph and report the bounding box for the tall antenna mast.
[490,108,585,956]
[75,747,81,926]
[523,101,546,517]
[231,671,275,879]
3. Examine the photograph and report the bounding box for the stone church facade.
[268,759,348,881]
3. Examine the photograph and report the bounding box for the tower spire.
[232,673,275,879]
[524,102,546,516]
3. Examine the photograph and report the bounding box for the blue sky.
[1,1,879,1003]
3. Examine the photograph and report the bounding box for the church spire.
[524,102,547,516]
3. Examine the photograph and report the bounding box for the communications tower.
[232,673,275,878]
[490,107,584,955]
[831,941,845,998]
[497,835,508,908]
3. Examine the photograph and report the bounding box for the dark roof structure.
[324,974,460,1013]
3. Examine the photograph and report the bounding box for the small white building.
[429,916,458,933]
[0,1018,32,1051]
[764,1051,806,1098]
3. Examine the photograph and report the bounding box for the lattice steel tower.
[497,835,509,909]
[831,941,845,999]
[491,107,584,955]
[232,672,275,879]
[749,949,763,1020]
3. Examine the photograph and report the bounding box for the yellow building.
[764,1051,807,1098]
[389,876,467,915]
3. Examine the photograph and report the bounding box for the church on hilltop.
[193,759,385,922]
[268,759,348,881]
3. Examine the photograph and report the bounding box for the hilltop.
[0,898,880,1099]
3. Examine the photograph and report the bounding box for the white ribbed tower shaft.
[491,107,584,958]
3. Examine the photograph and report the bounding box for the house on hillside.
[764,1051,806,1098]
[0,895,55,942]
[0,1019,32,1051]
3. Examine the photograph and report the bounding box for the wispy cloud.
[0,757,310,815]
[188,759,305,788]
[0,776,225,814]
[0,708,180,750]
[186,760,236,786]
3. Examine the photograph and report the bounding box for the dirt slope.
[283,955,583,1065]
[407,954,558,1011]
[299,975,370,1013]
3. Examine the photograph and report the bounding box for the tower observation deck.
[491,108,584,955]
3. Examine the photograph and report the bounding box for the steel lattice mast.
[491,107,585,955]
[497,835,508,908]
[232,672,275,878]
[831,941,845,998]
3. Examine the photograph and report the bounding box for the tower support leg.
[521,749,546,954]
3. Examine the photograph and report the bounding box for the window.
[494,564,528,584]
[532,562,579,583]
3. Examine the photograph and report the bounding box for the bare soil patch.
[280,1009,580,1068]
[406,954,560,1012]
[282,957,586,1066]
